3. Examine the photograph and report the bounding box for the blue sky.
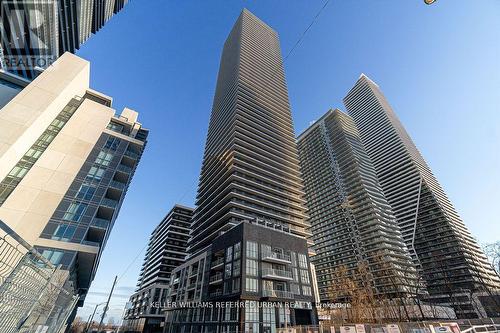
[75,0,500,322]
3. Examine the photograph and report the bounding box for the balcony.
[209,290,222,298]
[101,198,118,209]
[117,164,133,174]
[82,240,100,248]
[209,273,223,284]
[109,180,126,191]
[91,218,110,229]
[262,251,291,264]
[124,150,140,159]
[262,290,293,299]
[261,268,293,281]
[211,257,224,269]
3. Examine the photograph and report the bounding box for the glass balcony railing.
[91,218,110,229]
[209,273,223,283]
[261,268,293,280]
[82,240,100,247]
[261,251,291,263]
[210,257,224,268]
[117,164,133,174]
[262,290,293,299]
[101,198,118,209]
[109,180,126,190]
[124,150,140,159]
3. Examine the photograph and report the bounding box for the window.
[232,278,240,293]
[234,242,241,259]
[87,166,106,180]
[104,137,121,150]
[224,280,231,294]
[261,244,271,257]
[300,269,310,284]
[246,241,258,259]
[278,308,290,328]
[96,151,114,166]
[233,260,240,277]
[51,224,76,241]
[290,252,297,267]
[226,246,233,262]
[245,301,259,333]
[298,253,308,268]
[225,263,232,278]
[292,268,299,282]
[63,202,87,222]
[246,259,257,276]
[290,283,300,295]
[245,278,258,292]
[107,122,124,134]
[302,285,312,296]
[263,306,276,333]
[76,183,96,200]
[41,250,64,265]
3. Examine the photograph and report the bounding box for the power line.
[107,0,332,297]
[283,0,331,63]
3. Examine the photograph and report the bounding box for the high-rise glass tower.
[298,109,417,301]
[0,0,130,79]
[343,74,500,317]
[188,9,310,256]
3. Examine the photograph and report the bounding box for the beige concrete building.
[0,52,148,313]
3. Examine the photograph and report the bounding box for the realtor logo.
[0,0,58,71]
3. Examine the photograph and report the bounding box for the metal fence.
[0,220,79,333]
[278,318,500,333]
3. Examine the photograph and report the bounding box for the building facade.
[166,221,317,333]
[343,74,500,318]
[0,52,148,319]
[187,8,311,256]
[0,0,130,79]
[123,204,193,333]
[164,9,318,332]
[297,109,417,301]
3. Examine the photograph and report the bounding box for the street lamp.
[85,302,107,333]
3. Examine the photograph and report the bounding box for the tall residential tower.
[343,74,500,318]
[164,10,318,332]
[188,8,310,255]
[298,109,417,301]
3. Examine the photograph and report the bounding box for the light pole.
[85,302,106,333]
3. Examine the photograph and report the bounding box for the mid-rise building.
[0,0,130,79]
[164,10,318,332]
[123,204,193,333]
[297,109,417,301]
[343,74,500,318]
[0,52,148,319]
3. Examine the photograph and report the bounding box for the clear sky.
[75,0,500,323]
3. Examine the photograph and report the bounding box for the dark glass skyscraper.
[343,74,500,318]
[188,9,310,256]
[0,0,130,79]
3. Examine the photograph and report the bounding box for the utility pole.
[85,302,106,333]
[97,275,117,332]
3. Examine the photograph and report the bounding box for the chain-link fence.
[0,220,79,333]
